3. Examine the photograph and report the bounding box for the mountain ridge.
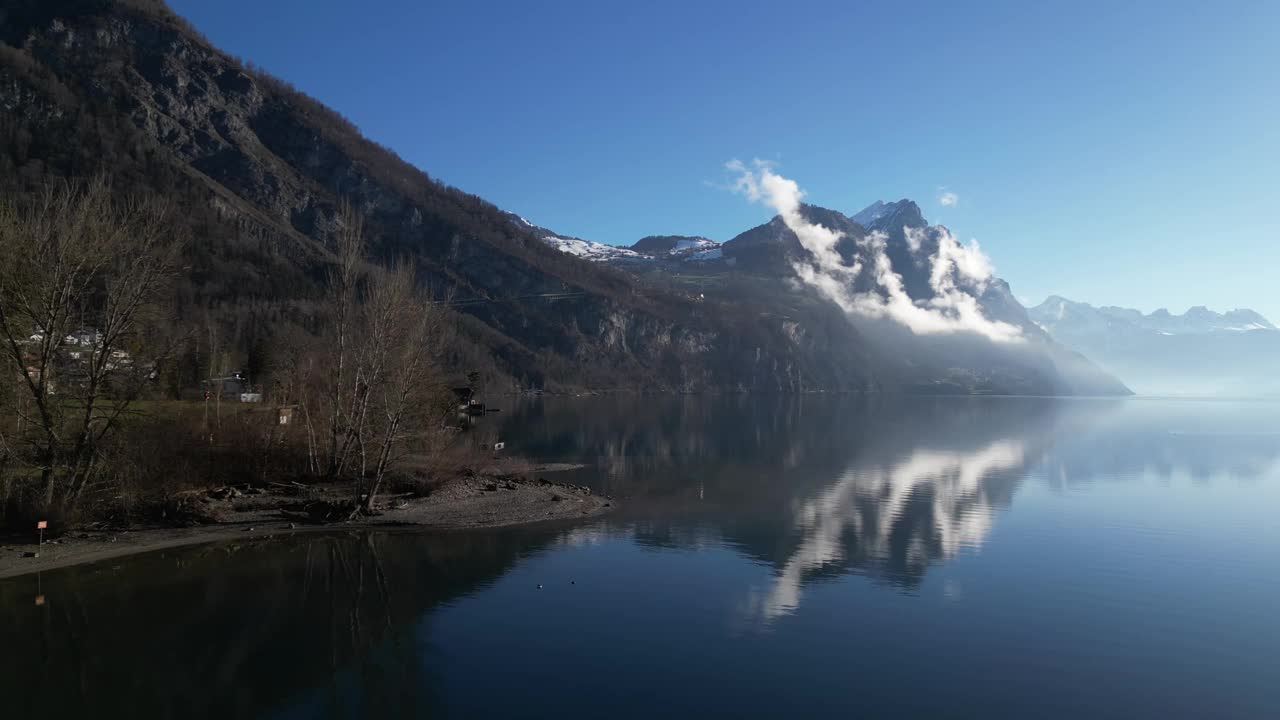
[1032,297,1276,335]
[527,197,1129,396]
[5,0,880,393]
[0,0,1128,396]
[1029,295,1279,396]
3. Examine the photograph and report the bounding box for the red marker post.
[36,520,47,546]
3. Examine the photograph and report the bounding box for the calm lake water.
[3,396,1279,719]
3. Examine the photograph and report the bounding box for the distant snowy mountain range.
[508,214,725,263]
[1030,297,1275,336]
[1028,297,1280,397]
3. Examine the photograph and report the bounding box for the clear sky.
[168,0,1280,321]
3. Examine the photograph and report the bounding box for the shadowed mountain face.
[0,0,880,393]
[1030,297,1280,396]
[0,0,1124,395]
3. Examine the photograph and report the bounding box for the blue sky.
[169,0,1280,320]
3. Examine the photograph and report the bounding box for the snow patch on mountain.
[542,234,643,261]
[510,215,726,264]
[851,200,891,228]
[852,200,916,230]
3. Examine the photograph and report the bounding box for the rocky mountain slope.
[1030,297,1280,396]
[0,0,1127,396]
[533,197,1130,395]
[0,0,874,393]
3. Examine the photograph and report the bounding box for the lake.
[3,396,1279,719]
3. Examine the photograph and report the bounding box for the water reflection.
[750,437,1028,621]
[1039,400,1280,486]
[502,396,1280,615]
[3,397,1279,718]
[0,529,565,718]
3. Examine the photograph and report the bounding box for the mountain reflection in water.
[3,397,1279,719]
[502,396,1280,619]
[747,436,1027,622]
[509,397,1058,591]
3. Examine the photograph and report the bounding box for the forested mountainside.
[0,0,1126,395]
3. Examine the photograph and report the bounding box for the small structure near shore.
[452,386,486,416]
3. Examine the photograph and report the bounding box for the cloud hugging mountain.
[728,160,1020,343]
[522,160,1127,395]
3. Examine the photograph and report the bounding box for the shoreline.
[0,470,613,580]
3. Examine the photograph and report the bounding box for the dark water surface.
[3,396,1279,719]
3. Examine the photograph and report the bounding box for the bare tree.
[297,203,453,514]
[0,179,182,507]
[322,201,364,480]
[359,268,450,513]
[335,260,400,482]
[327,262,450,513]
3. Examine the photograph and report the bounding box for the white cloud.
[728,161,1021,343]
[939,190,959,207]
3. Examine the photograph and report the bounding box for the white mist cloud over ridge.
[728,160,1022,342]
[939,190,959,206]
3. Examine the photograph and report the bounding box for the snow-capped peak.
[851,200,890,228]
[850,199,923,230]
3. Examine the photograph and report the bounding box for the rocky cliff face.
[704,201,1131,395]
[0,0,1125,395]
[0,0,878,393]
